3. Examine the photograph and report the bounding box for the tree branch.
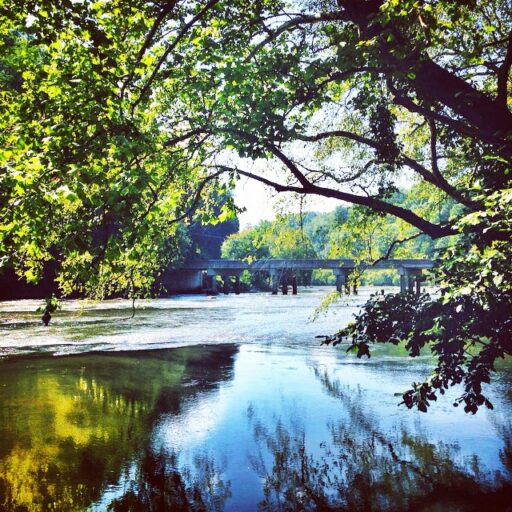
[213,165,456,239]
[246,12,347,61]
[428,119,479,209]
[371,232,423,267]
[163,128,206,147]
[249,2,512,151]
[121,1,178,100]
[497,31,512,109]
[132,0,220,112]
[295,129,478,208]
[220,128,312,188]
[386,78,487,146]
[290,67,391,109]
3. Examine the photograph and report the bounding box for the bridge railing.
[179,258,434,271]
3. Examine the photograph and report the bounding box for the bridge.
[177,259,434,295]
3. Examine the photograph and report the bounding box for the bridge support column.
[282,274,288,295]
[234,275,241,295]
[206,269,218,294]
[270,271,278,295]
[410,269,424,295]
[398,267,424,295]
[222,278,230,295]
[398,266,409,293]
[292,275,298,295]
[333,268,349,294]
[400,273,406,293]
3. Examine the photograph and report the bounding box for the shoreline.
[0,341,241,363]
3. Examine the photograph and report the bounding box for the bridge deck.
[180,258,434,272]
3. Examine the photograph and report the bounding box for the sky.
[234,175,340,229]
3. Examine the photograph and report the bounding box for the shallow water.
[0,286,375,357]
[0,288,511,511]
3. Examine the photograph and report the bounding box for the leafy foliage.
[0,0,510,410]
[321,190,512,413]
[0,0,235,300]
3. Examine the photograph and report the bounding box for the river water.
[0,288,511,511]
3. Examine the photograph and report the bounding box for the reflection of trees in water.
[0,345,237,512]
[108,449,231,512]
[249,367,512,512]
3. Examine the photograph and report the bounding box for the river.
[0,287,510,511]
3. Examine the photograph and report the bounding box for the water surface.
[0,288,510,511]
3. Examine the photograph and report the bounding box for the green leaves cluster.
[322,188,512,413]
[0,0,233,300]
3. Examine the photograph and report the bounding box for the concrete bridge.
[176,259,434,295]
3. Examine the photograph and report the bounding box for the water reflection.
[248,368,512,512]
[0,340,510,511]
[0,345,237,511]
[107,449,231,512]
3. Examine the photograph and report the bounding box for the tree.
[0,1,510,411]
[186,0,511,413]
[187,190,239,260]
[0,0,234,300]
[222,215,317,287]
[221,222,272,262]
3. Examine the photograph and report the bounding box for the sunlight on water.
[0,287,378,357]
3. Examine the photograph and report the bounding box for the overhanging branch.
[372,232,424,267]
[295,130,478,208]
[246,11,347,61]
[213,165,457,239]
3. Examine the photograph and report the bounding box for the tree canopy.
[0,0,510,412]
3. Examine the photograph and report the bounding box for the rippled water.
[0,287,377,357]
[0,288,510,511]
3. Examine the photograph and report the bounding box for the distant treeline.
[221,188,459,288]
[1,187,457,298]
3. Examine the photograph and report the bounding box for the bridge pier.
[210,275,217,294]
[282,274,288,295]
[270,271,278,295]
[398,267,424,295]
[333,268,350,294]
[208,269,243,295]
[292,275,298,295]
[206,269,218,294]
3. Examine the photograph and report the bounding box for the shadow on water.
[247,367,512,512]
[0,345,238,512]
